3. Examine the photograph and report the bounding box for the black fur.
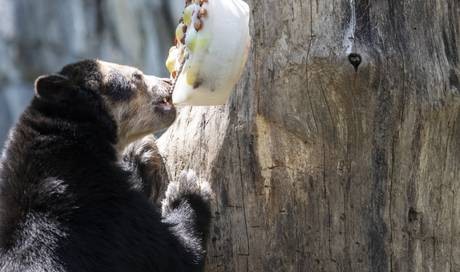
[0,60,212,272]
[120,135,168,204]
[105,71,135,102]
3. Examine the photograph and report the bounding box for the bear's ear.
[34,74,73,102]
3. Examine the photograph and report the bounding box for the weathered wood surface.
[158,0,460,271]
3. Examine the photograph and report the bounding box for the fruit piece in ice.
[194,19,202,31]
[166,47,178,74]
[186,64,199,85]
[183,5,194,25]
[175,23,186,42]
[187,34,210,53]
[198,8,207,18]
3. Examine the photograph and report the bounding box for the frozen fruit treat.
[166,0,251,106]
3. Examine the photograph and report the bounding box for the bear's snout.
[145,75,172,94]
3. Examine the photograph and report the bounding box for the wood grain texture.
[158,0,460,271]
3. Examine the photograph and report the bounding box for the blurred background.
[0,0,183,145]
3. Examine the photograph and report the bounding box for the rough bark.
[158,0,460,271]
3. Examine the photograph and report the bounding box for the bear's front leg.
[120,135,169,204]
[161,170,213,268]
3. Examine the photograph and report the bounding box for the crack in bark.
[235,110,250,272]
[449,116,458,272]
[322,143,333,264]
[318,77,337,146]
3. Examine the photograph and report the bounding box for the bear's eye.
[133,72,143,82]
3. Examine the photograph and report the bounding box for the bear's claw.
[161,170,213,216]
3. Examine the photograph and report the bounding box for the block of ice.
[166,0,251,106]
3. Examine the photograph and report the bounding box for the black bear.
[0,60,212,272]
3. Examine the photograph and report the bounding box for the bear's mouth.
[154,95,174,111]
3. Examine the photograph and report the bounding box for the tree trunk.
[158,0,460,271]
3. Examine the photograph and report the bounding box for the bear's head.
[33,59,176,151]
